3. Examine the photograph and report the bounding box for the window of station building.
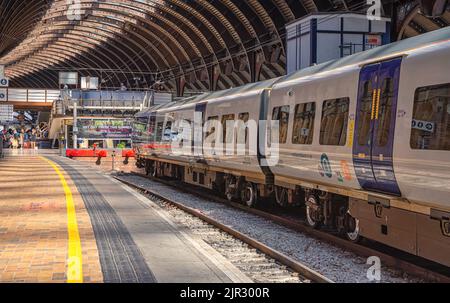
[88,140,104,149]
[113,140,131,148]
[357,81,373,146]
[272,106,290,144]
[221,114,235,146]
[292,102,315,144]
[320,97,349,146]
[410,83,450,151]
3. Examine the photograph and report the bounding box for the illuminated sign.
[366,34,382,46]
[0,77,9,87]
[77,118,133,139]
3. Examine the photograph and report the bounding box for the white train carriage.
[200,79,280,199]
[133,27,450,267]
[267,27,450,265]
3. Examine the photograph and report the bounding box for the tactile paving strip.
[49,157,156,283]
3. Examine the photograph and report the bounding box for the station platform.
[0,150,250,283]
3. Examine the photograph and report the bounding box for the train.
[132,27,450,267]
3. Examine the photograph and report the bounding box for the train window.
[272,106,290,144]
[237,112,250,143]
[410,83,450,151]
[320,97,349,146]
[357,81,373,146]
[236,112,250,155]
[238,112,249,122]
[205,116,219,148]
[221,114,235,150]
[148,116,156,139]
[205,116,219,138]
[376,78,394,147]
[162,121,172,142]
[292,102,315,144]
[155,121,164,142]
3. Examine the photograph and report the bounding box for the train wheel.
[136,159,144,169]
[241,182,257,207]
[274,186,288,207]
[305,194,322,229]
[345,213,361,243]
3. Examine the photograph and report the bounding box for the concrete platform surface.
[0,150,249,283]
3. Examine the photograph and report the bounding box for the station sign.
[0,77,9,87]
[0,88,6,101]
[366,34,382,46]
[412,119,435,133]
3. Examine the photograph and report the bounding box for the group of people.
[1,128,38,149]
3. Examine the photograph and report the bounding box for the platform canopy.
[0,0,448,94]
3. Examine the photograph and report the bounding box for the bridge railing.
[0,88,60,103]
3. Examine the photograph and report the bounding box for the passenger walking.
[11,135,18,149]
[19,129,24,149]
[30,129,37,150]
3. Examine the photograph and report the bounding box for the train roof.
[279,26,450,85]
[184,78,281,104]
[135,27,449,118]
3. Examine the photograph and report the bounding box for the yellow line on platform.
[40,157,83,283]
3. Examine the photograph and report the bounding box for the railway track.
[114,174,333,283]
[115,171,450,283]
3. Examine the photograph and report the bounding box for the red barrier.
[66,149,108,158]
[122,149,135,158]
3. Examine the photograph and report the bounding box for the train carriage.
[133,27,450,267]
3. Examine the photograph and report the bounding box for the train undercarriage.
[138,157,362,242]
[136,156,450,268]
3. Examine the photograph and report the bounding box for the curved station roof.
[0,0,449,94]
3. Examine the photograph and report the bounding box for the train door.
[193,103,207,157]
[353,58,402,196]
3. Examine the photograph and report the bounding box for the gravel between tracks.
[160,204,307,283]
[117,173,424,283]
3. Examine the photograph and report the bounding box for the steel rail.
[114,174,334,283]
[125,171,450,283]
